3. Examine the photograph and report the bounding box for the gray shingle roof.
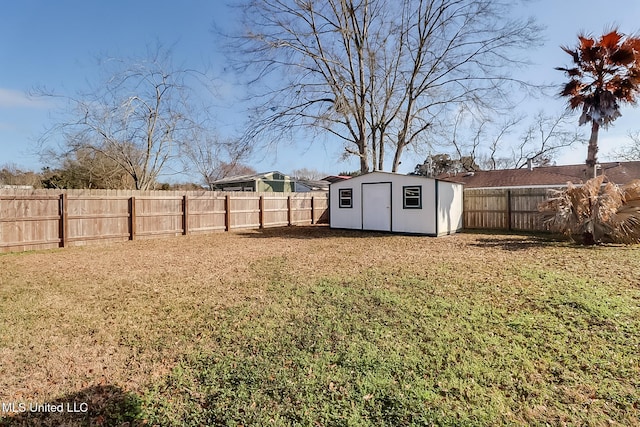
[438,161,640,188]
[210,171,288,184]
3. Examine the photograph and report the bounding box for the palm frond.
[613,179,640,243]
[595,182,623,223]
[569,94,585,110]
[578,35,595,50]
[622,179,640,200]
[539,182,583,238]
[622,37,640,53]
[560,79,582,97]
[561,46,580,63]
[538,176,640,245]
[609,48,635,65]
[600,30,623,50]
[611,203,640,244]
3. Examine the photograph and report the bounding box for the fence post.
[183,195,189,235]
[311,196,315,225]
[287,195,292,226]
[506,190,512,231]
[462,191,466,230]
[225,195,231,231]
[59,193,68,248]
[259,195,265,228]
[129,197,136,240]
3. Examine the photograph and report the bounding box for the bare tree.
[233,0,541,173]
[424,109,582,171]
[508,111,581,169]
[182,133,253,190]
[450,109,486,171]
[433,105,513,171]
[290,168,327,180]
[613,131,640,161]
[484,115,523,170]
[38,47,211,190]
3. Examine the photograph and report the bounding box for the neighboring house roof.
[322,175,352,183]
[210,171,290,185]
[437,161,640,189]
[294,179,330,191]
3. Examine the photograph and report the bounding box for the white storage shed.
[329,172,463,236]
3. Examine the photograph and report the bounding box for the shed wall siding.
[330,183,362,229]
[391,179,436,234]
[436,181,464,235]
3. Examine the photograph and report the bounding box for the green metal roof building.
[210,171,296,192]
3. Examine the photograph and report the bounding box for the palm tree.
[556,29,640,173]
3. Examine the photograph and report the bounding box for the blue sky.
[2,0,640,180]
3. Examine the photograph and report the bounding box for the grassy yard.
[0,226,638,426]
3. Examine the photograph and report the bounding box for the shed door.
[362,183,391,231]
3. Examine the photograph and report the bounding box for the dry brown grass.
[1,229,272,403]
[0,225,639,425]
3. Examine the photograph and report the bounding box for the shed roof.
[438,161,640,189]
[328,171,409,181]
[329,170,463,186]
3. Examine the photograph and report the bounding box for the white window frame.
[403,185,422,209]
[339,188,353,208]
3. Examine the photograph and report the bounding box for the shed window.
[403,186,422,209]
[339,189,353,208]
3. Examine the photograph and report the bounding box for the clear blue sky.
[2,0,640,180]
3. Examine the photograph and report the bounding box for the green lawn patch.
[142,257,640,426]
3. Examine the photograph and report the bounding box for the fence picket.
[463,188,557,232]
[0,190,329,253]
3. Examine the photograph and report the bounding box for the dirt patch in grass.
[1,226,639,425]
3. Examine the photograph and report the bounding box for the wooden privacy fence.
[463,187,557,232]
[0,189,329,253]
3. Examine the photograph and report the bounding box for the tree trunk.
[391,143,404,173]
[358,135,369,174]
[587,121,600,176]
[371,134,378,172]
[377,131,384,171]
[359,156,369,174]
